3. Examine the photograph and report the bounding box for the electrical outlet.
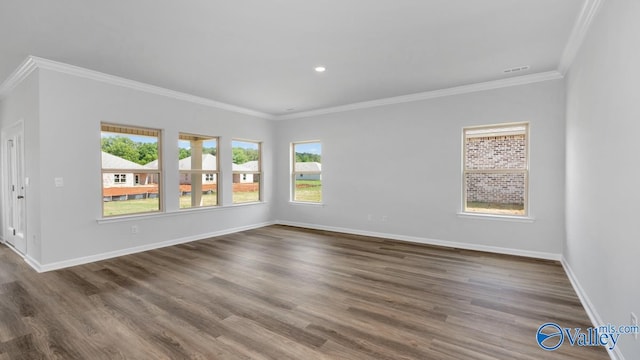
[632,312,638,340]
[131,225,139,234]
[381,215,388,222]
[367,214,373,221]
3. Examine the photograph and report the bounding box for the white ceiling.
[0,0,587,117]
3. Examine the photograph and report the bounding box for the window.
[101,124,161,217]
[113,174,127,183]
[463,123,528,216]
[292,141,322,203]
[232,140,261,203]
[179,134,218,209]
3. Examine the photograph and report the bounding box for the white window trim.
[178,133,220,209]
[101,123,163,218]
[457,211,535,222]
[96,201,268,224]
[291,140,322,204]
[461,122,529,218]
[231,139,263,204]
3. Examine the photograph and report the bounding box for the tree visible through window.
[232,140,261,203]
[463,123,528,216]
[292,141,322,203]
[101,124,161,217]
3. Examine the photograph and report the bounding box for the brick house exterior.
[465,134,526,205]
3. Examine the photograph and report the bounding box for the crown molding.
[3,58,565,122]
[1,2,600,120]
[275,71,564,120]
[1,56,275,119]
[0,57,39,100]
[558,0,603,75]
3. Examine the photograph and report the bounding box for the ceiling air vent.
[503,65,530,74]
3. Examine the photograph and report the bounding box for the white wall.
[0,70,42,263]
[275,79,566,257]
[2,37,632,353]
[33,68,273,267]
[565,0,640,358]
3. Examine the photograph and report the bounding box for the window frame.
[291,140,322,203]
[101,123,163,218]
[178,133,220,209]
[231,139,262,204]
[462,122,529,217]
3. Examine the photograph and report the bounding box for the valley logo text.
[536,322,638,351]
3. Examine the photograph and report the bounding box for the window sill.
[457,212,535,223]
[289,201,325,207]
[228,201,266,208]
[97,202,267,224]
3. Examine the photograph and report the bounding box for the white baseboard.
[20,220,561,272]
[24,218,559,267]
[561,257,622,360]
[27,221,276,273]
[275,220,561,261]
[24,254,43,272]
[4,241,24,257]
[17,219,626,358]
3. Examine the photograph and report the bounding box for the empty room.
[0,0,638,359]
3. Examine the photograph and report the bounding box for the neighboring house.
[294,162,321,180]
[233,160,258,183]
[101,152,152,187]
[178,154,217,184]
[143,158,159,185]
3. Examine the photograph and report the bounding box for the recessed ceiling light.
[314,66,326,73]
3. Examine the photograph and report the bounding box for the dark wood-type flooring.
[0,225,608,359]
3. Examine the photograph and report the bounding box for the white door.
[2,122,26,254]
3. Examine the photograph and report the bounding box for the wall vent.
[503,65,530,73]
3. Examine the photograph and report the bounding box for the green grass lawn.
[180,193,218,208]
[104,193,219,216]
[232,190,260,204]
[294,180,322,202]
[104,182,321,216]
[103,198,160,216]
[104,191,262,216]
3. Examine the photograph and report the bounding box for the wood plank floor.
[0,225,608,359]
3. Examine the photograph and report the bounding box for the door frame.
[1,120,27,255]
